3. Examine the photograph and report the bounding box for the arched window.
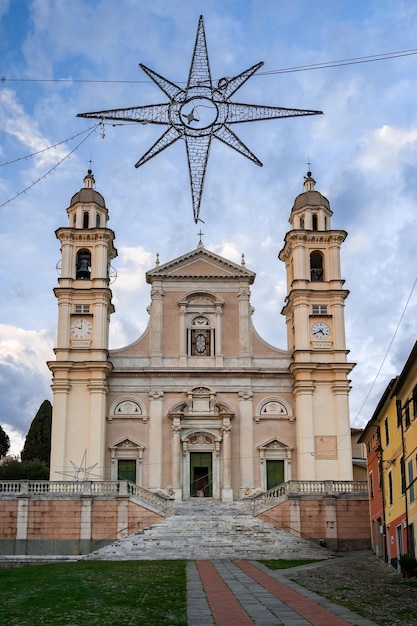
[310,251,324,282]
[312,213,318,230]
[96,214,101,228]
[76,249,91,280]
[299,215,305,229]
[83,211,89,229]
[189,316,213,356]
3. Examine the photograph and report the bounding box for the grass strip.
[0,560,187,625]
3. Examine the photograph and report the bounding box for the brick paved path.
[187,560,378,625]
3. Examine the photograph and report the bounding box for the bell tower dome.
[279,171,354,481]
[48,170,117,481]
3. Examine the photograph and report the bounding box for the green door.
[118,459,137,483]
[266,460,284,490]
[190,452,212,497]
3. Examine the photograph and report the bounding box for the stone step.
[85,499,328,561]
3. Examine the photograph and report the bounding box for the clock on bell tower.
[279,171,355,481]
[48,170,117,480]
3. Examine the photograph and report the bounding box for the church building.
[49,169,355,501]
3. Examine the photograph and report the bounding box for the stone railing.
[243,480,368,515]
[0,480,174,516]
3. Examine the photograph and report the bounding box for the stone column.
[148,390,164,489]
[149,283,164,366]
[238,285,251,366]
[80,496,92,553]
[117,497,129,540]
[222,418,233,501]
[171,418,182,501]
[179,304,187,366]
[88,377,109,480]
[334,383,353,480]
[239,391,254,496]
[49,381,71,480]
[15,495,29,554]
[215,303,223,366]
[293,380,316,479]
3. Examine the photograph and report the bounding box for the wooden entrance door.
[190,452,212,497]
[117,459,136,483]
[266,459,284,490]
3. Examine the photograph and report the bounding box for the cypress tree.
[21,400,52,465]
[0,424,10,457]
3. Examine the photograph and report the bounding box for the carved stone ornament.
[242,486,263,498]
[149,390,164,399]
[151,485,175,497]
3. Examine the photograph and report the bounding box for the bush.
[0,459,49,480]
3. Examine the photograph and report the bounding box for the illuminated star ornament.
[78,15,322,223]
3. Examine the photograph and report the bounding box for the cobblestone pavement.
[286,553,417,626]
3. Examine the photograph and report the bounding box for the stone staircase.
[85,499,329,561]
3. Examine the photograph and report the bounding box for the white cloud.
[0,89,68,167]
[0,325,53,452]
[358,125,417,172]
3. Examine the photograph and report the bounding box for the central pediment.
[146,246,255,284]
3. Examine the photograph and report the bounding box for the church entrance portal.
[190,452,212,497]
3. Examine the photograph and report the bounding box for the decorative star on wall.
[78,15,322,223]
[56,450,101,482]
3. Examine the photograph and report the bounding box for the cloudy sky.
[1,0,417,455]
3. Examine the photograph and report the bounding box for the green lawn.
[0,560,187,626]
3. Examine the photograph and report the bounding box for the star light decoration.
[78,15,322,223]
[56,450,101,482]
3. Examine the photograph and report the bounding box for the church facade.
[49,170,355,501]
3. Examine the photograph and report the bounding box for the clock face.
[311,322,330,339]
[70,318,93,339]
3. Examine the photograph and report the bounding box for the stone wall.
[259,493,371,551]
[0,482,167,556]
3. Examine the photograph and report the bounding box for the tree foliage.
[0,459,49,479]
[21,400,52,465]
[0,424,10,457]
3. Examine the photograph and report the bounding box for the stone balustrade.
[0,480,174,515]
[244,480,368,515]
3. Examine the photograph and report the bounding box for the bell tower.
[279,171,354,480]
[49,170,117,480]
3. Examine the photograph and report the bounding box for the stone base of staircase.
[85,499,329,561]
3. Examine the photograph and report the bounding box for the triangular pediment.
[146,246,255,284]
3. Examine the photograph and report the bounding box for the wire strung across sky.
[0,124,100,209]
[1,48,416,84]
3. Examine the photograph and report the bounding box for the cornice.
[110,368,292,379]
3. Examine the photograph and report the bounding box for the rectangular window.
[378,459,383,490]
[397,401,402,429]
[312,304,327,315]
[413,386,417,418]
[388,471,393,505]
[191,329,211,356]
[75,304,90,314]
[401,456,406,495]
[405,405,411,429]
[369,471,374,498]
[384,417,390,446]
